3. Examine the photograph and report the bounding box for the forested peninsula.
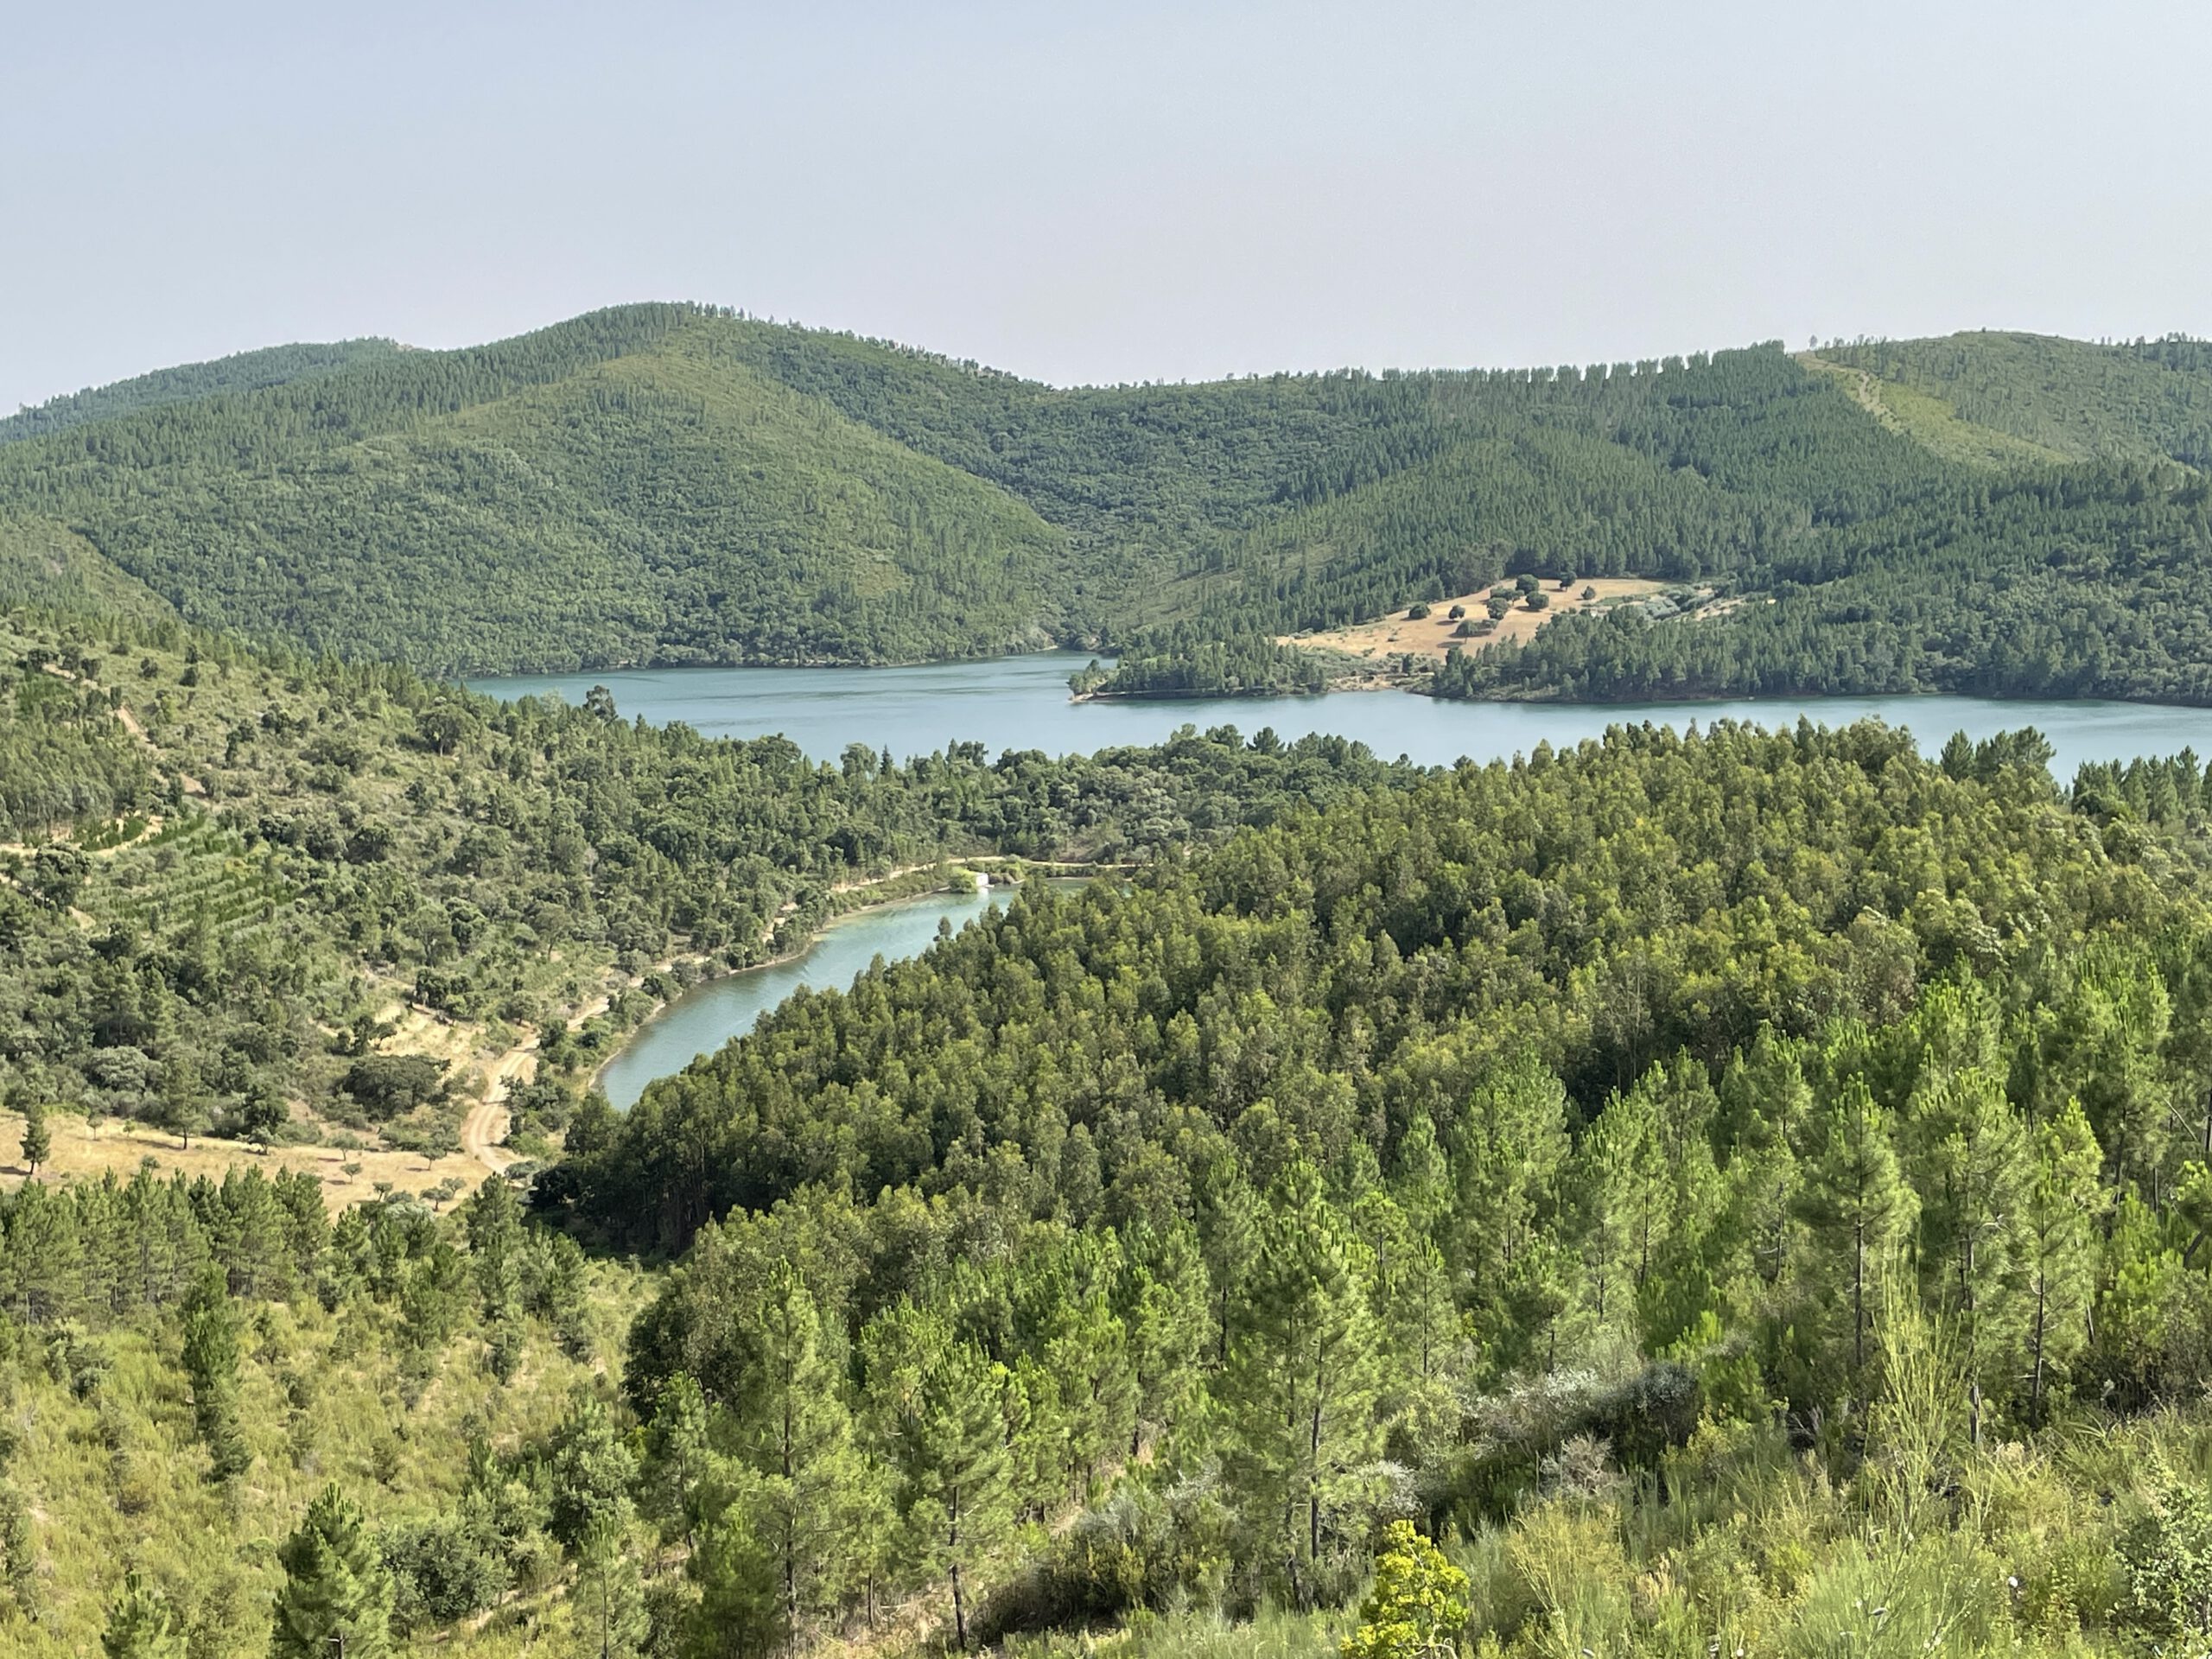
[3,308,2208,701]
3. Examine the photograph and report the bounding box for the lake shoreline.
[467,654,2212,788]
[580,861,1118,1113]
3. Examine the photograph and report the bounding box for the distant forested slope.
[1818,331,2212,468]
[3,308,2209,690]
[0,337,402,444]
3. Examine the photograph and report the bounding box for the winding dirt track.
[460,1047,532,1175]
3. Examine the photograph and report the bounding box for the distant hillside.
[2,307,2209,690]
[0,337,402,444]
[1815,332,2212,468]
[0,307,1067,674]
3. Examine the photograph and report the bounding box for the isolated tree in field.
[1343,1520,1468,1659]
[181,1267,249,1479]
[19,1097,49,1177]
[157,1058,209,1151]
[270,1484,393,1659]
[102,1570,185,1659]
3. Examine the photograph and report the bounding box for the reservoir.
[473,656,2212,1106]
[469,652,2212,783]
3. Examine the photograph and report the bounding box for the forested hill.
[0,337,402,445]
[3,307,2209,688]
[536,717,2212,1656]
[1814,332,2212,467]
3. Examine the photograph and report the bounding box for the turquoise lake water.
[469,655,2212,1103]
[469,652,2211,782]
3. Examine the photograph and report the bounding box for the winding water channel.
[469,654,2212,1103]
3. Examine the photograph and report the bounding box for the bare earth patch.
[1283,578,1677,664]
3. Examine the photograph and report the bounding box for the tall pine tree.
[269,1484,394,1659]
[1221,1161,1384,1609]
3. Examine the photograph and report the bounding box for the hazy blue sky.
[6,1,2209,410]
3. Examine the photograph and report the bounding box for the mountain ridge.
[2,305,2208,693]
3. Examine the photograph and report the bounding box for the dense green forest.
[1817,333,2212,468]
[4,308,2210,697]
[0,338,402,444]
[16,710,2212,1657]
[0,606,1418,1170]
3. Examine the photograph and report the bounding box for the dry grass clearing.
[0,1109,492,1212]
[1284,577,1675,663]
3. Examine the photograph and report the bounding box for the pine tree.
[1389,1110,1452,1244]
[1122,1221,1211,1458]
[1792,1079,1916,1414]
[181,1267,249,1480]
[102,1569,185,1659]
[1909,1065,2029,1443]
[641,1371,715,1550]
[1577,1084,1665,1351]
[547,1394,638,1556]
[158,1058,208,1152]
[734,1263,865,1652]
[19,1098,49,1179]
[573,1514,646,1659]
[464,1177,526,1380]
[1379,1233,1461,1444]
[864,1304,1011,1649]
[0,1479,36,1624]
[270,1484,394,1659]
[2021,1096,2102,1427]
[1714,1031,1813,1298]
[1448,1054,1568,1299]
[1196,1160,1262,1368]
[1221,1161,1384,1609]
[690,1495,779,1658]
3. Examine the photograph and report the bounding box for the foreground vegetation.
[11,714,2212,1658]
